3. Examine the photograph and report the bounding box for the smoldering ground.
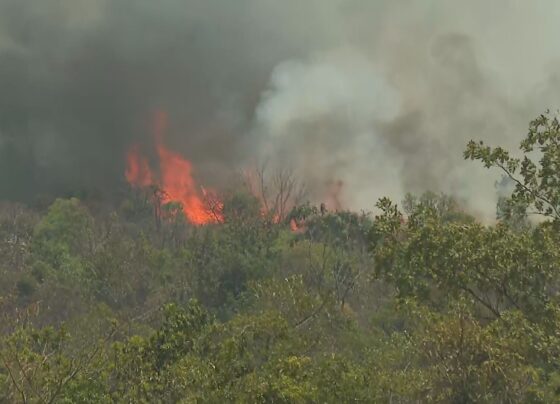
[0,0,559,218]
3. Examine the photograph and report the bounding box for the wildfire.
[289,218,299,232]
[125,111,313,230]
[125,111,223,225]
[125,144,153,187]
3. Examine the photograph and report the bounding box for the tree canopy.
[3,112,560,402]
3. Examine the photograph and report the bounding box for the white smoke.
[1,0,560,216]
[251,1,560,219]
[255,48,403,210]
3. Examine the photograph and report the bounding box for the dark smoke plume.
[1,0,559,217]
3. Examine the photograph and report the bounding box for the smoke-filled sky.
[1,0,559,217]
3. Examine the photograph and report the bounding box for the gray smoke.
[1,0,559,217]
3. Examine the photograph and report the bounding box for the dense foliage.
[3,113,560,402]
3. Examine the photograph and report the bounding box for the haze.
[1,0,559,218]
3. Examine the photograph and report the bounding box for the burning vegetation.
[3,111,560,403]
[4,1,560,401]
[125,111,310,228]
[125,111,224,225]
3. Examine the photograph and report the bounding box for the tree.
[465,111,560,222]
[31,198,94,280]
[243,163,307,222]
[371,197,560,320]
[184,191,280,311]
[297,209,374,310]
[0,311,114,403]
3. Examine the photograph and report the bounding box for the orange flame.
[289,218,299,232]
[125,111,223,225]
[125,144,153,187]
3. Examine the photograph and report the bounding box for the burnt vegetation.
[3,113,560,402]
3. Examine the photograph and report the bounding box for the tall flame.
[125,111,223,225]
[125,144,153,187]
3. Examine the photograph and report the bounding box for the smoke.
[254,48,403,210]
[1,0,559,217]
